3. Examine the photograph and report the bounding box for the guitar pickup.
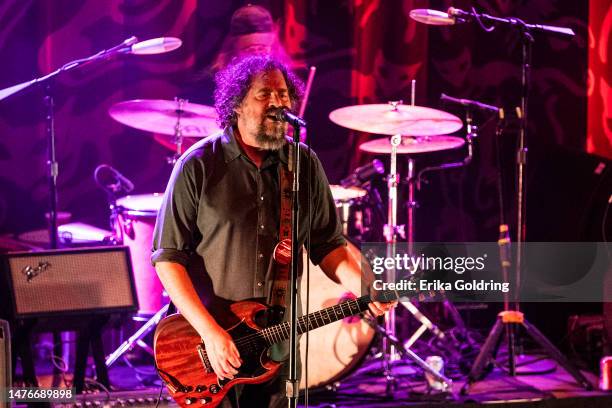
[197,344,213,373]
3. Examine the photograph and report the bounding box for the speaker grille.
[2,246,137,318]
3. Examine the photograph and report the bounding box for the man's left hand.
[368,301,398,316]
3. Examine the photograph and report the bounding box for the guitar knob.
[209,384,220,394]
[195,385,206,393]
[184,397,197,405]
[200,397,213,404]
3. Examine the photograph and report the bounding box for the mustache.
[264,107,290,120]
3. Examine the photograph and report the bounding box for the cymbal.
[359,135,465,154]
[329,103,463,136]
[109,99,221,138]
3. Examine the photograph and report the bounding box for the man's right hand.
[202,325,242,380]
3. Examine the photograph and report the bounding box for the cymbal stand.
[381,132,404,393]
[394,110,478,356]
[167,98,186,164]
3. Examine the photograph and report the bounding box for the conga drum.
[114,193,165,314]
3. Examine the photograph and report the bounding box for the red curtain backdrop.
[588,0,612,159]
[349,0,429,168]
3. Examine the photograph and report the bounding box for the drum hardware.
[168,98,187,164]
[330,98,468,393]
[105,303,170,368]
[382,133,403,392]
[361,313,454,393]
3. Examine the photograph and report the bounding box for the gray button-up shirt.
[151,127,345,305]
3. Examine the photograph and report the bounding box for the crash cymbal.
[359,135,465,154]
[329,103,463,136]
[109,99,221,138]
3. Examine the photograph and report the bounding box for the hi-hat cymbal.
[109,99,221,138]
[329,103,463,136]
[359,135,465,154]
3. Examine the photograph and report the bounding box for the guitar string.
[201,298,367,361]
[230,289,400,349]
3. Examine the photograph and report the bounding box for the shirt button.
[257,281,264,287]
[260,196,264,201]
[260,224,264,229]
[259,253,264,259]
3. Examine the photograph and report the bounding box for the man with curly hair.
[152,55,395,407]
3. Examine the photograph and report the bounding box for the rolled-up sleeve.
[307,154,346,265]
[151,155,202,267]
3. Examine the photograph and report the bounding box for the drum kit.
[103,91,475,392]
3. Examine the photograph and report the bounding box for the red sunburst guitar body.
[154,301,280,407]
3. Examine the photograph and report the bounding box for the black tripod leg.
[14,323,38,387]
[507,323,516,376]
[522,319,593,390]
[461,316,504,395]
[91,328,110,388]
[73,329,90,394]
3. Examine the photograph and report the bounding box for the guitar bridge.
[197,344,213,373]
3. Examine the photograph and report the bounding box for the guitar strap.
[267,144,294,322]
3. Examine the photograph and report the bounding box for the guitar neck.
[259,295,371,345]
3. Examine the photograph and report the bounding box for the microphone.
[409,9,462,26]
[272,107,307,128]
[94,164,135,195]
[115,37,182,55]
[440,93,500,113]
[341,159,385,188]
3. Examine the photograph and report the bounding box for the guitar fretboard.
[258,295,371,345]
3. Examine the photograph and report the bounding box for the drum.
[114,193,165,314]
[299,240,375,389]
[329,184,367,238]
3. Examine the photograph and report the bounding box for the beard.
[254,119,287,151]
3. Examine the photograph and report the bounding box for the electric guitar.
[153,288,437,407]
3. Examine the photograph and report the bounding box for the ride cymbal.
[329,103,463,136]
[109,99,221,138]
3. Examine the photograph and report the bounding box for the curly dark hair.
[214,55,304,128]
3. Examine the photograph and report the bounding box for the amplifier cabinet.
[0,246,138,319]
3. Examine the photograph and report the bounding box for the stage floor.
[24,352,611,407]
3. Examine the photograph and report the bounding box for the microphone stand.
[287,121,302,408]
[440,8,593,393]
[0,36,137,249]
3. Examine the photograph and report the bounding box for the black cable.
[154,382,165,408]
[472,6,496,32]
[494,109,507,225]
[602,195,611,244]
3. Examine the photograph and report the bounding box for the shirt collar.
[221,126,290,166]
